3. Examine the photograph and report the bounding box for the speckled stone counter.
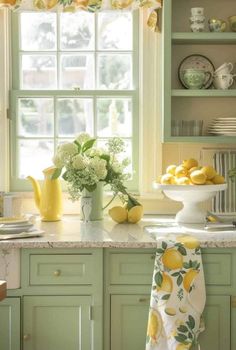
[0,215,236,249]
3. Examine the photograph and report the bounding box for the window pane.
[20,13,56,51]
[97,98,132,137]
[18,98,54,137]
[98,12,132,50]
[18,140,54,179]
[60,12,94,50]
[97,54,132,90]
[60,54,94,89]
[57,98,93,137]
[21,55,57,89]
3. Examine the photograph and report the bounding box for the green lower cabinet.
[110,294,231,350]
[0,297,21,350]
[110,295,149,350]
[23,296,92,350]
[199,295,231,350]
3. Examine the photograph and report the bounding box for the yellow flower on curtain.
[0,0,162,31]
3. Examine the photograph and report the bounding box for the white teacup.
[191,7,204,16]
[213,74,234,90]
[215,62,234,75]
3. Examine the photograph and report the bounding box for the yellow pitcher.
[27,166,62,221]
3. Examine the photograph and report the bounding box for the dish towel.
[146,234,206,350]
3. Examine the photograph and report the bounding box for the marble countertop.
[0,215,236,249]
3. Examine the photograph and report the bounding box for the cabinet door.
[111,295,149,350]
[111,295,231,350]
[23,296,92,350]
[199,295,231,350]
[0,297,21,350]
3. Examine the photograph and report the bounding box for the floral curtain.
[0,0,162,31]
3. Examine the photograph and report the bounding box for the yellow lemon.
[183,269,199,292]
[162,248,183,270]
[156,272,173,293]
[176,344,191,350]
[164,307,176,316]
[147,309,163,341]
[205,180,214,185]
[188,166,202,175]
[176,177,191,185]
[176,235,200,249]
[182,158,198,170]
[166,165,177,176]
[212,174,225,184]
[179,306,188,313]
[171,176,177,185]
[161,173,174,184]
[127,205,143,223]
[190,170,207,185]
[175,165,188,178]
[108,206,127,223]
[201,166,217,180]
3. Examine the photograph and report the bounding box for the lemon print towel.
[146,234,206,350]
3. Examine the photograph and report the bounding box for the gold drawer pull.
[232,296,236,308]
[139,297,149,303]
[151,254,156,260]
[23,334,30,341]
[53,269,61,277]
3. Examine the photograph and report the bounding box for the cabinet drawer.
[29,254,94,285]
[202,253,231,286]
[109,252,232,286]
[109,253,155,285]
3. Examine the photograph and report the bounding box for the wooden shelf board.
[172,89,236,97]
[164,136,236,143]
[172,32,236,44]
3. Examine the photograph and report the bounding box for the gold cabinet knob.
[53,269,61,277]
[139,297,149,303]
[23,334,30,341]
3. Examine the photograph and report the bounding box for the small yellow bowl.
[228,15,236,32]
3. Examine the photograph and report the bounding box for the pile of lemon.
[157,158,225,185]
[109,205,143,224]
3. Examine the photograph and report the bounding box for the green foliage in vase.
[52,133,140,207]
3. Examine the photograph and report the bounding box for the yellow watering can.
[27,166,62,221]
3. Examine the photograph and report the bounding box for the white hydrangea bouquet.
[52,133,140,210]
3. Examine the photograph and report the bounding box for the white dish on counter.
[153,183,227,224]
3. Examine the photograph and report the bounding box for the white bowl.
[153,183,227,224]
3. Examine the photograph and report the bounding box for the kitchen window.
[10,10,140,191]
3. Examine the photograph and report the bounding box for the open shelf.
[172,32,236,44]
[172,89,236,97]
[164,136,236,143]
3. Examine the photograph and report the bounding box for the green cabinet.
[4,247,236,350]
[105,249,234,350]
[199,295,231,350]
[0,297,21,350]
[23,296,92,350]
[110,295,149,350]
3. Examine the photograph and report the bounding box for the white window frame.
[10,10,140,192]
[0,9,163,211]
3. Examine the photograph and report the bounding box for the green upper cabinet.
[0,297,21,350]
[162,0,236,143]
[23,296,92,350]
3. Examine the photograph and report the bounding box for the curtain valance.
[0,0,162,30]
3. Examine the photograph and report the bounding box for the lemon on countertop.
[128,205,143,223]
[108,206,128,223]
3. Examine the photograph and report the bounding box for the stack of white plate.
[208,117,236,136]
